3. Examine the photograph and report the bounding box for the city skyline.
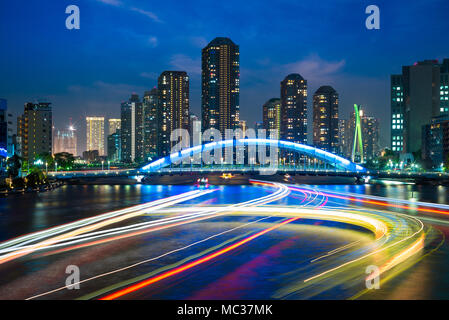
[2,0,449,154]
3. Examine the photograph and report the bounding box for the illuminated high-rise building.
[0,99,8,159]
[201,37,240,135]
[313,86,339,153]
[86,116,104,156]
[280,74,307,144]
[17,102,52,162]
[143,88,159,160]
[158,71,190,156]
[121,94,144,162]
[262,98,281,139]
[391,59,449,153]
[53,127,77,156]
[344,105,380,162]
[108,119,121,135]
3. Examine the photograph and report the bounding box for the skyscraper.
[0,99,8,159]
[53,127,77,156]
[107,129,121,162]
[262,98,281,139]
[338,119,348,156]
[189,114,201,147]
[158,71,189,156]
[86,116,105,156]
[343,105,380,162]
[121,94,144,163]
[313,86,339,153]
[201,37,240,135]
[108,119,121,135]
[280,74,307,144]
[17,102,52,162]
[391,59,449,153]
[143,88,159,160]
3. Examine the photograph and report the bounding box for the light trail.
[26,181,292,299]
[288,185,449,216]
[0,189,219,264]
[99,215,303,300]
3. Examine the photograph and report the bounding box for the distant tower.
[263,98,281,139]
[312,86,339,153]
[86,116,105,156]
[201,37,240,135]
[351,104,364,163]
[280,74,307,144]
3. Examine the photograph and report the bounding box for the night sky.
[1,0,449,154]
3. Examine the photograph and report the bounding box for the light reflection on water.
[0,182,448,299]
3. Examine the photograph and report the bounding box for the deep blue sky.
[1,0,449,154]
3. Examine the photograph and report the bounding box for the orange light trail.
[289,187,449,216]
[100,216,301,300]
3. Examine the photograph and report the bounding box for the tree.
[6,154,22,178]
[54,152,75,170]
[25,167,47,188]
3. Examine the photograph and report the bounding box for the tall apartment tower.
[53,127,77,155]
[17,102,52,162]
[312,86,339,153]
[262,98,281,139]
[280,74,308,144]
[143,88,159,160]
[391,59,449,153]
[201,37,240,135]
[108,119,121,135]
[86,116,105,156]
[157,71,190,156]
[345,105,380,162]
[121,94,144,163]
[0,99,8,158]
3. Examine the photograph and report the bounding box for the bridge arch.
[141,139,366,173]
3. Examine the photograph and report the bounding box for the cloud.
[130,7,162,23]
[95,0,122,7]
[169,54,201,75]
[95,1,162,23]
[282,54,346,82]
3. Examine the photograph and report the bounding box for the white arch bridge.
[141,139,366,174]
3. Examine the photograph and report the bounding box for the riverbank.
[0,180,64,197]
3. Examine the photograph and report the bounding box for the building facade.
[422,115,449,168]
[53,128,77,155]
[341,106,380,162]
[201,37,240,135]
[280,74,308,144]
[143,88,159,160]
[158,71,190,156]
[86,116,105,156]
[0,99,8,159]
[391,59,449,153]
[107,129,121,162]
[17,102,52,162]
[312,86,339,153]
[121,94,144,163]
[262,98,281,139]
[108,119,121,135]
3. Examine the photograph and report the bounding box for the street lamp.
[55,162,58,172]
[45,162,48,175]
[108,160,110,170]
[102,160,104,171]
